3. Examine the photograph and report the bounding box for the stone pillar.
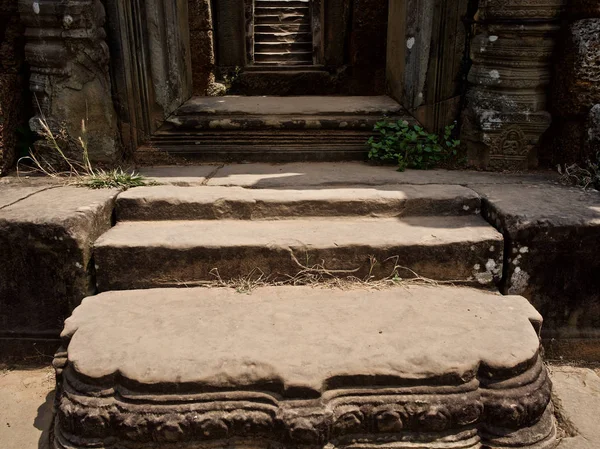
[18,0,120,163]
[549,1,600,164]
[462,0,565,170]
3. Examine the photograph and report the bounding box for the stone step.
[255,42,313,53]
[255,51,314,63]
[53,285,556,449]
[254,12,310,25]
[174,96,403,116]
[94,216,503,291]
[255,0,310,6]
[255,23,312,33]
[115,185,481,221]
[163,114,406,131]
[255,31,312,43]
[154,96,410,161]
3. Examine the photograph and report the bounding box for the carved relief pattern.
[18,0,119,162]
[462,0,566,170]
[52,354,556,449]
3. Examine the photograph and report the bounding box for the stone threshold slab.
[136,163,557,187]
[93,216,503,291]
[115,185,481,221]
[53,285,556,449]
[175,95,402,116]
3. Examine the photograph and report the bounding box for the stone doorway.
[102,0,471,158]
[213,0,383,96]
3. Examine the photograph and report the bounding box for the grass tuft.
[17,106,153,190]
[77,168,154,190]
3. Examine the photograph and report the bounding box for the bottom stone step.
[54,286,556,449]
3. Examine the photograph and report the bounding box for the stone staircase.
[254,0,313,66]
[151,96,412,161]
[51,182,558,449]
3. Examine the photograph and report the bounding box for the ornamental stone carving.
[52,352,556,449]
[462,0,565,170]
[18,0,120,163]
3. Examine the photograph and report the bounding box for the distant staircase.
[254,0,313,65]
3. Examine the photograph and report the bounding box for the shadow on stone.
[34,389,55,449]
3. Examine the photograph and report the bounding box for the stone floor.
[0,364,597,449]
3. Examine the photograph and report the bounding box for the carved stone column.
[462,0,565,170]
[18,0,120,163]
[549,1,600,164]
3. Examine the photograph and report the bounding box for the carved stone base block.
[52,286,557,449]
[462,1,565,170]
[19,0,120,163]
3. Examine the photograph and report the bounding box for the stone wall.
[343,0,388,95]
[188,0,217,96]
[0,0,26,175]
[547,2,600,165]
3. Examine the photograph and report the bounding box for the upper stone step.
[174,96,403,117]
[115,185,481,221]
[54,285,556,449]
[94,215,503,291]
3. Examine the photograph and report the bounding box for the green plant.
[223,66,242,93]
[557,151,600,190]
[367,120,461,171]
[78,168,150,189]
[18,115,153,190]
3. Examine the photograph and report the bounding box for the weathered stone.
[387,0,470,131]
[115,185,482,221]
[203,162,556,188]
[189,30,216,95]
[550,366,600,449]
[553,19,600,117]
[52,285,556,449]
[474,183,600,357]
[462,0,565,170]
[18,0,120,163]
[585,104,600,157]
[0,184,54,208]
[0,0,26,175]
[214,0,246,68]
[154,96,412,161]
[0,75,24,174]
[349,0,387,64]
[0,187,117,337]
[544,118,587,165]
[94,215,503,291]
[567,0,600,20]
[188,0,215,96]
[237,70,340,96]
[105,0,192,155]
[176,95,403,116]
